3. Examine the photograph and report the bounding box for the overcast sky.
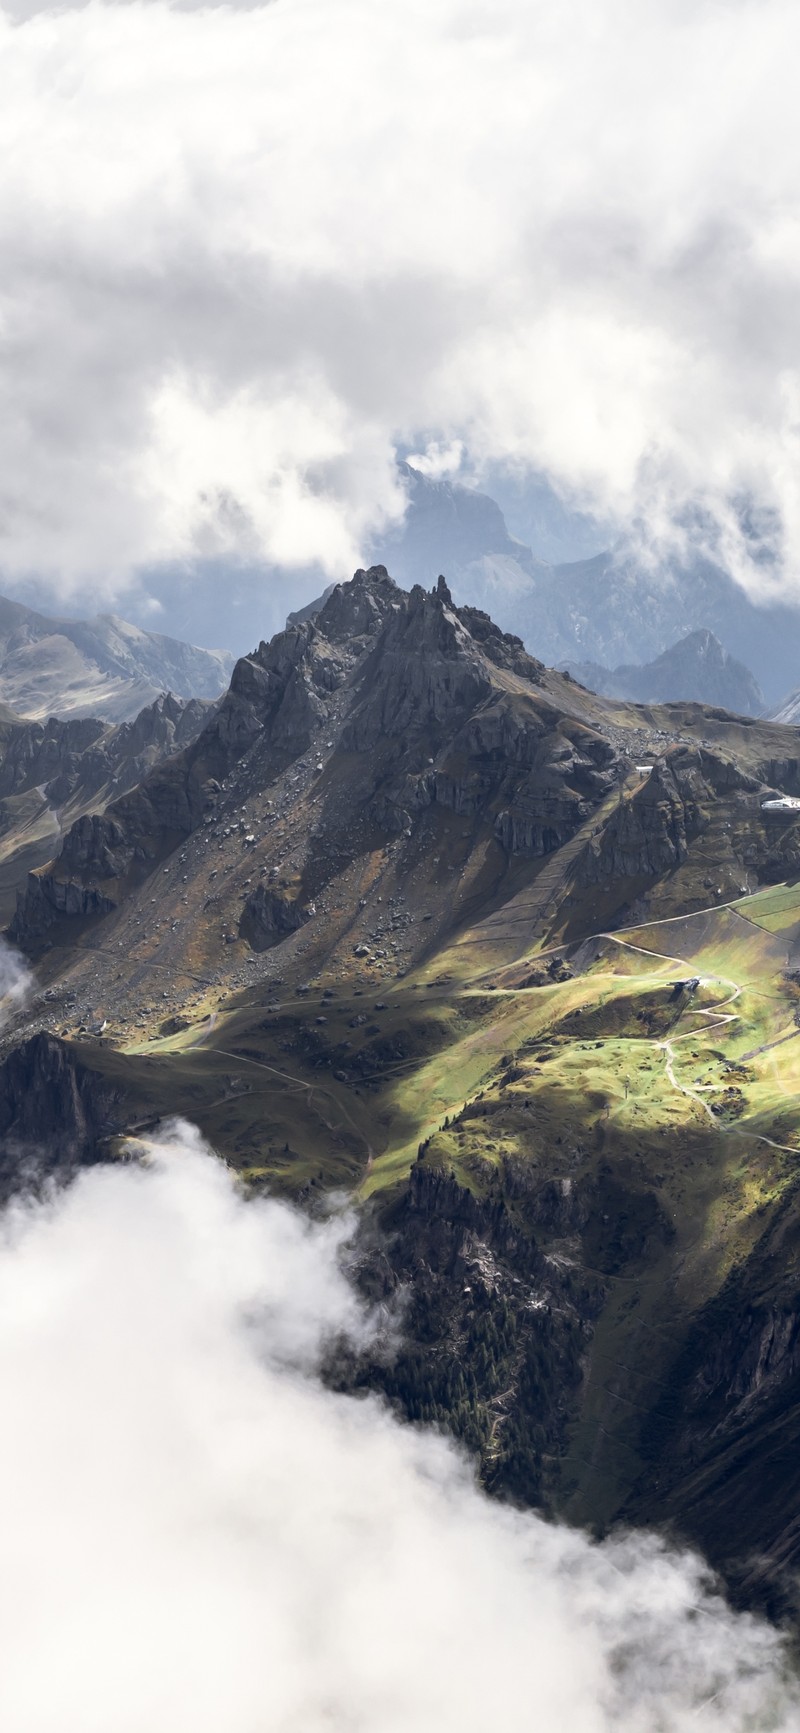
[2,0,800,619]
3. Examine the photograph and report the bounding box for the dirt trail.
[212,1045,375,1171]
[603,935,798,1158]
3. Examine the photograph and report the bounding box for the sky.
[0,1120,797,1733]
[2,0,800,630]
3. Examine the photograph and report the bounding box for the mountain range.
[58,459,800,716]
[371,466,800,705]
[2,566,800,1615]
[566,629,766,716]
[0,595,232,723]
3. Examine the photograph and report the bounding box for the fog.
[0,937,32,1022]
[2,0,800,615]
[0,1118,796,1732]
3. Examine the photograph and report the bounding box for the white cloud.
[405,441,466,481]
[1,0,800,605]
[0,936,32,1020]
[0,1119,797,1732]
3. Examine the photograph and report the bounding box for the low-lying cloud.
[0,936,32,1023]
[2,0,800,611]
[0,1118,797,1732]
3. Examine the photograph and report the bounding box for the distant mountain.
[500,549,800,704]
[0,596,233,722]
[565,630,765,716]
[72,462,800,706]
[768,687,800,724]
[370,468,800,704]
[377,460,539,581]
[371,461,543,615]
[472,464,609,565]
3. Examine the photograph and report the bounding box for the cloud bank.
[2,0,800,609]
[0,1119,797,1732]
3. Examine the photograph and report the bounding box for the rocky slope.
[0,693,211,923]
[8,569,624,953]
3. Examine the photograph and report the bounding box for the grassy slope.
[59,872,797,1545]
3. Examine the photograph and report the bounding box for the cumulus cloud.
[0,1117,797,1732]
[1,0,800,610]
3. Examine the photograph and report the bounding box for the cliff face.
[0,692,209,807]
[577,754,712,881]
[573,746,766,886]
[333,1110,800,1621]
[342,1148,675,1509]
[621,1201,800,1619]
[0,1033,126,1197]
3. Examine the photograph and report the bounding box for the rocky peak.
[342,575,493,751]
[7,564,623,953]
[314,565,402,644]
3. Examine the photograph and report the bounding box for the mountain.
[370,468,800,704]
[0,693,212,923]
[5,566,800,1614]
[768,687,800,724]
[64,461,800,707]
[0,595,233,722]
[370,460,543,617]
[503,548,800,704]
[566,629,765,715]
[469,463,609,565]
[377,460,539,582]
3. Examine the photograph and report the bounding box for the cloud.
[405,441,466,481]
[1,0,800,609]
[0,937,32,1021]
[0,1118,797,1732]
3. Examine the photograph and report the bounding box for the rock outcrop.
[0,692,209,808]
[0,1033,125,1196]
[239,884,315,950]
[577,747,756,883]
